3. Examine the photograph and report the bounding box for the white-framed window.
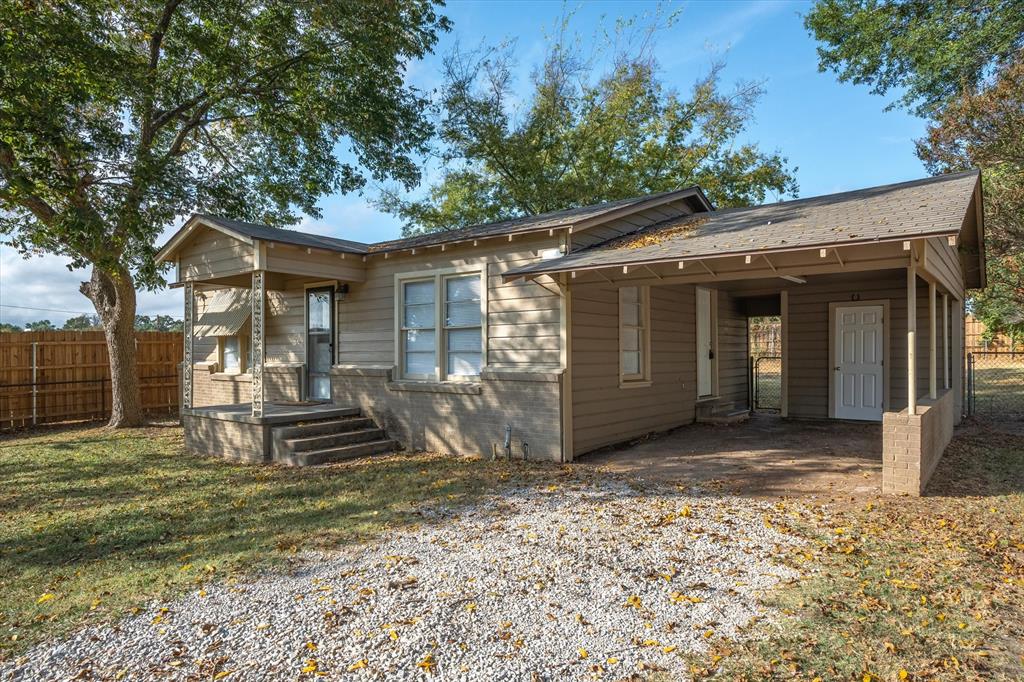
[401,279,437,380]
[619,285,650,383]
[397,270,485,381]
[218,335,249,374]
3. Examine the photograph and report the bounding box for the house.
[155,170,985,495]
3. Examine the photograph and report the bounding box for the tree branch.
[0,141,58,225]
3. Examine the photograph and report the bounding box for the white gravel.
[2,479,799,681]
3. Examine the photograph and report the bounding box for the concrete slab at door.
[834,305,884,421]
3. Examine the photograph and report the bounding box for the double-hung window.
[401,279,437,380]
[399,271,484,381]
[619,286,650,383]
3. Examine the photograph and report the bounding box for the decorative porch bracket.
[183,280,194,410]
[251,270,266,418]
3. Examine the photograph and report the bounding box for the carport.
[580,413,881,497]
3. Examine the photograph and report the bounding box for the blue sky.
[0,0,929,327]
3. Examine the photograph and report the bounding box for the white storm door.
[697,287,713,397]
[834,305,884,421]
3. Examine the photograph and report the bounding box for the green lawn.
[0,424,547,660]
[691,422,1024,681]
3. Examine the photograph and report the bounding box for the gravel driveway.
[3,478,799,681]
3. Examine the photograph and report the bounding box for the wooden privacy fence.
[0,331,182,430]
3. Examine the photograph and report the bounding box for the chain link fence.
[751,356,782,411]
[967,352,1024,419]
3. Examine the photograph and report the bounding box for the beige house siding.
[336,235,563,370]
[924,237,965,300]
[264,243,365,282]
[178,230,253,281]
[571,282,698,456]
[717,291,749,407]
[266,285,305,364]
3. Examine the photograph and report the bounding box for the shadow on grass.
[925,419,1024,498]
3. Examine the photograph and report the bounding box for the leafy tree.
[0,0,449,426]
[63,314,102,330]
[135,314,183,332]
[805,0,1024,116]
[805,0,1024,340]
[380,21,798,234]
[24,320,56,331]
[0,322,21,332]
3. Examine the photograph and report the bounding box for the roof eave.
[502,229,962,282]
[154,214,255,264]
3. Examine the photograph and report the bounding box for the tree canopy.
[0,0,449,425]
[806,0,1024,342]
[380,21,797,235]
[805,0,1024,116]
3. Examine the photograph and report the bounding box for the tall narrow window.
[620,286,648,382]
[445,275,482,376]
[402,280,436,379]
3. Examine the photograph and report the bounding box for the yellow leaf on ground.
[578,648,589,659]
[898,670,909,680]
[301,659,318,673]
[416,653,436,672]
[624,595,642,609]
[306,641,317,651]
[347,659,368,671]
[36,593,55,604]
[606,657,619,665]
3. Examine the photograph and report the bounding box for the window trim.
[217,334,248,375]
[394,266,487,382]
[619,285,651,386]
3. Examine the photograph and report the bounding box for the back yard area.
[1,420,1022,680]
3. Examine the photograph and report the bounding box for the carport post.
[251,270,265,418]
[182,280,194,410]
[907,263,917,415]
[929,281,937,400]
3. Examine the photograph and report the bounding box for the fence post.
[967,353,974,417]
[31,342,38,426]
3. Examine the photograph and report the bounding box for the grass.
[690,421,1024,681]
[0,424,548,660]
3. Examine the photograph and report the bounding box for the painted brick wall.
[882,388,955,495]
[331,366,563,461]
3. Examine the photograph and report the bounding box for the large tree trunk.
[81,265,144,428]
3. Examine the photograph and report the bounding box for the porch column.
[182,280,194,410]
[943,294,950,389]
[251,270,265,418]
[907,263,917,415]
[929,281,937,400]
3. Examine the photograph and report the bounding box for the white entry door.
[696,287,713,397]
[834,305,884,421]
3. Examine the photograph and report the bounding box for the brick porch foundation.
[882,388,955,495]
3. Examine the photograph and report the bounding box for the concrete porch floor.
[578,412,881,497]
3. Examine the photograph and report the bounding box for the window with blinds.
[398,271,484,381]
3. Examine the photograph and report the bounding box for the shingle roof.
[194,214,370,254]
[505,170,981,278]
[365,187,709,252]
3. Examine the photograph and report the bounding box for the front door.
[306,287,334,401]
[834,304,884,421]
[696,287,714,397]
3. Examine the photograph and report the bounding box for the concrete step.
[284,427,385,453]
[697,408,750,425]
[283,439,398,466]
[274,415,372,439]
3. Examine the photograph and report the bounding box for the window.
[445,275,482,376]
[402,279,436,379]
[219,335,248,374]
[619,286,649,382]
[398,271,484,381]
